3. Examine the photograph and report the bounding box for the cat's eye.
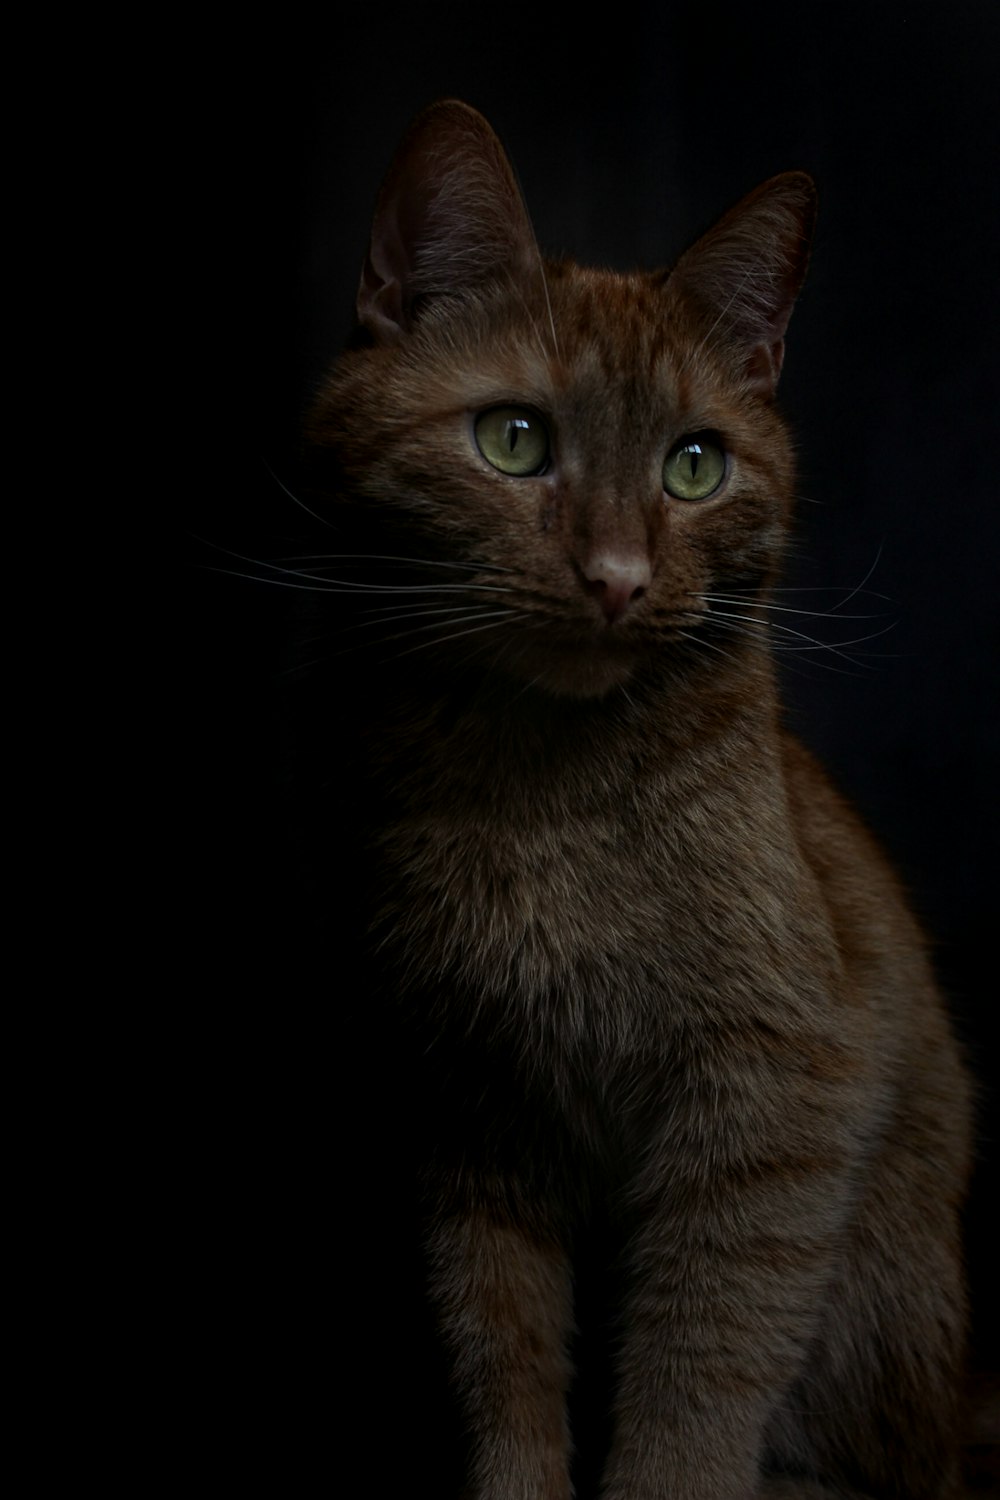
[475,407,549,476]
[663,435,727,500]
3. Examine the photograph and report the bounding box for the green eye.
[475,407,549,476]
[663,435,726,500]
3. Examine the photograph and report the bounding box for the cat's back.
[779,731,968,1111]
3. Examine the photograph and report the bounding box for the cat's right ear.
[357,100,542,343]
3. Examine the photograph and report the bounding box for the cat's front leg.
[599,1217,838,1500]
[424,1183,575,1500]
[599,1081,854,1500]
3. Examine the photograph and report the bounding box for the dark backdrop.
[186,0,999,1469]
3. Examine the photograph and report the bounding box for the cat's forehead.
[548,266,673,359]
[423,268,690,392]
[482,263,714,430]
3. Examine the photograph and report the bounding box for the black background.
[186,0,999,1466]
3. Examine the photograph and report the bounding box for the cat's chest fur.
[362,677,858,1107]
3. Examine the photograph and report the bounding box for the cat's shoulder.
[780,730,891,877]
[779,729,934,980]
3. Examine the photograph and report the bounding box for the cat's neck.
[352,644,784,821]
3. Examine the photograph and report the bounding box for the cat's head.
[307,101,815,700]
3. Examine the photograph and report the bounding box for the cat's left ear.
[670,173,817,397]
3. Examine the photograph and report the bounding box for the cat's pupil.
[507,420,525,452]
[687,446,701,478]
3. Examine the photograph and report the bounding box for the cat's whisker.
[346,602,518,633]
[389,612,526,660]
[199,562,364,594]
[502,251,561,363]
[692,612,878,677]
[537,258,561,361]
[201,559,518,598]
[711,544,891,609]
[677,627,761,675]
[770,619,897,660]
[703,548,891,629]
[268,555,517,592]
[674,627,745,669]
[274,551,514,575]
[384,607,517,641]
[695,592,884,622]
[496,262,553,365]
[718,582,895,604]
[197,535,520,595]
[828,540,886,613]
[264,460,339,532]
[360,608,519,650]
[341,579,517,595]
[696,601,896,658]
[310,612,520,665]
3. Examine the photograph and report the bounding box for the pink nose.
[582,555,651,624]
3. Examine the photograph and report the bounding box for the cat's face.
[307,103,812,700]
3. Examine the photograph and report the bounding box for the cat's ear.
[670,173,817,397]
[358,100,542,343]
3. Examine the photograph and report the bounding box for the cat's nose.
[581,554,652,624]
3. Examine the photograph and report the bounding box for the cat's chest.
[371,725,821,1013]
[402,790,664,951]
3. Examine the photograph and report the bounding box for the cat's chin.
[504,644,640,700]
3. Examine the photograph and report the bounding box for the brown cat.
[301,101,971,1498]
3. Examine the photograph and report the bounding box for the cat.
[295,100,972,1499]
